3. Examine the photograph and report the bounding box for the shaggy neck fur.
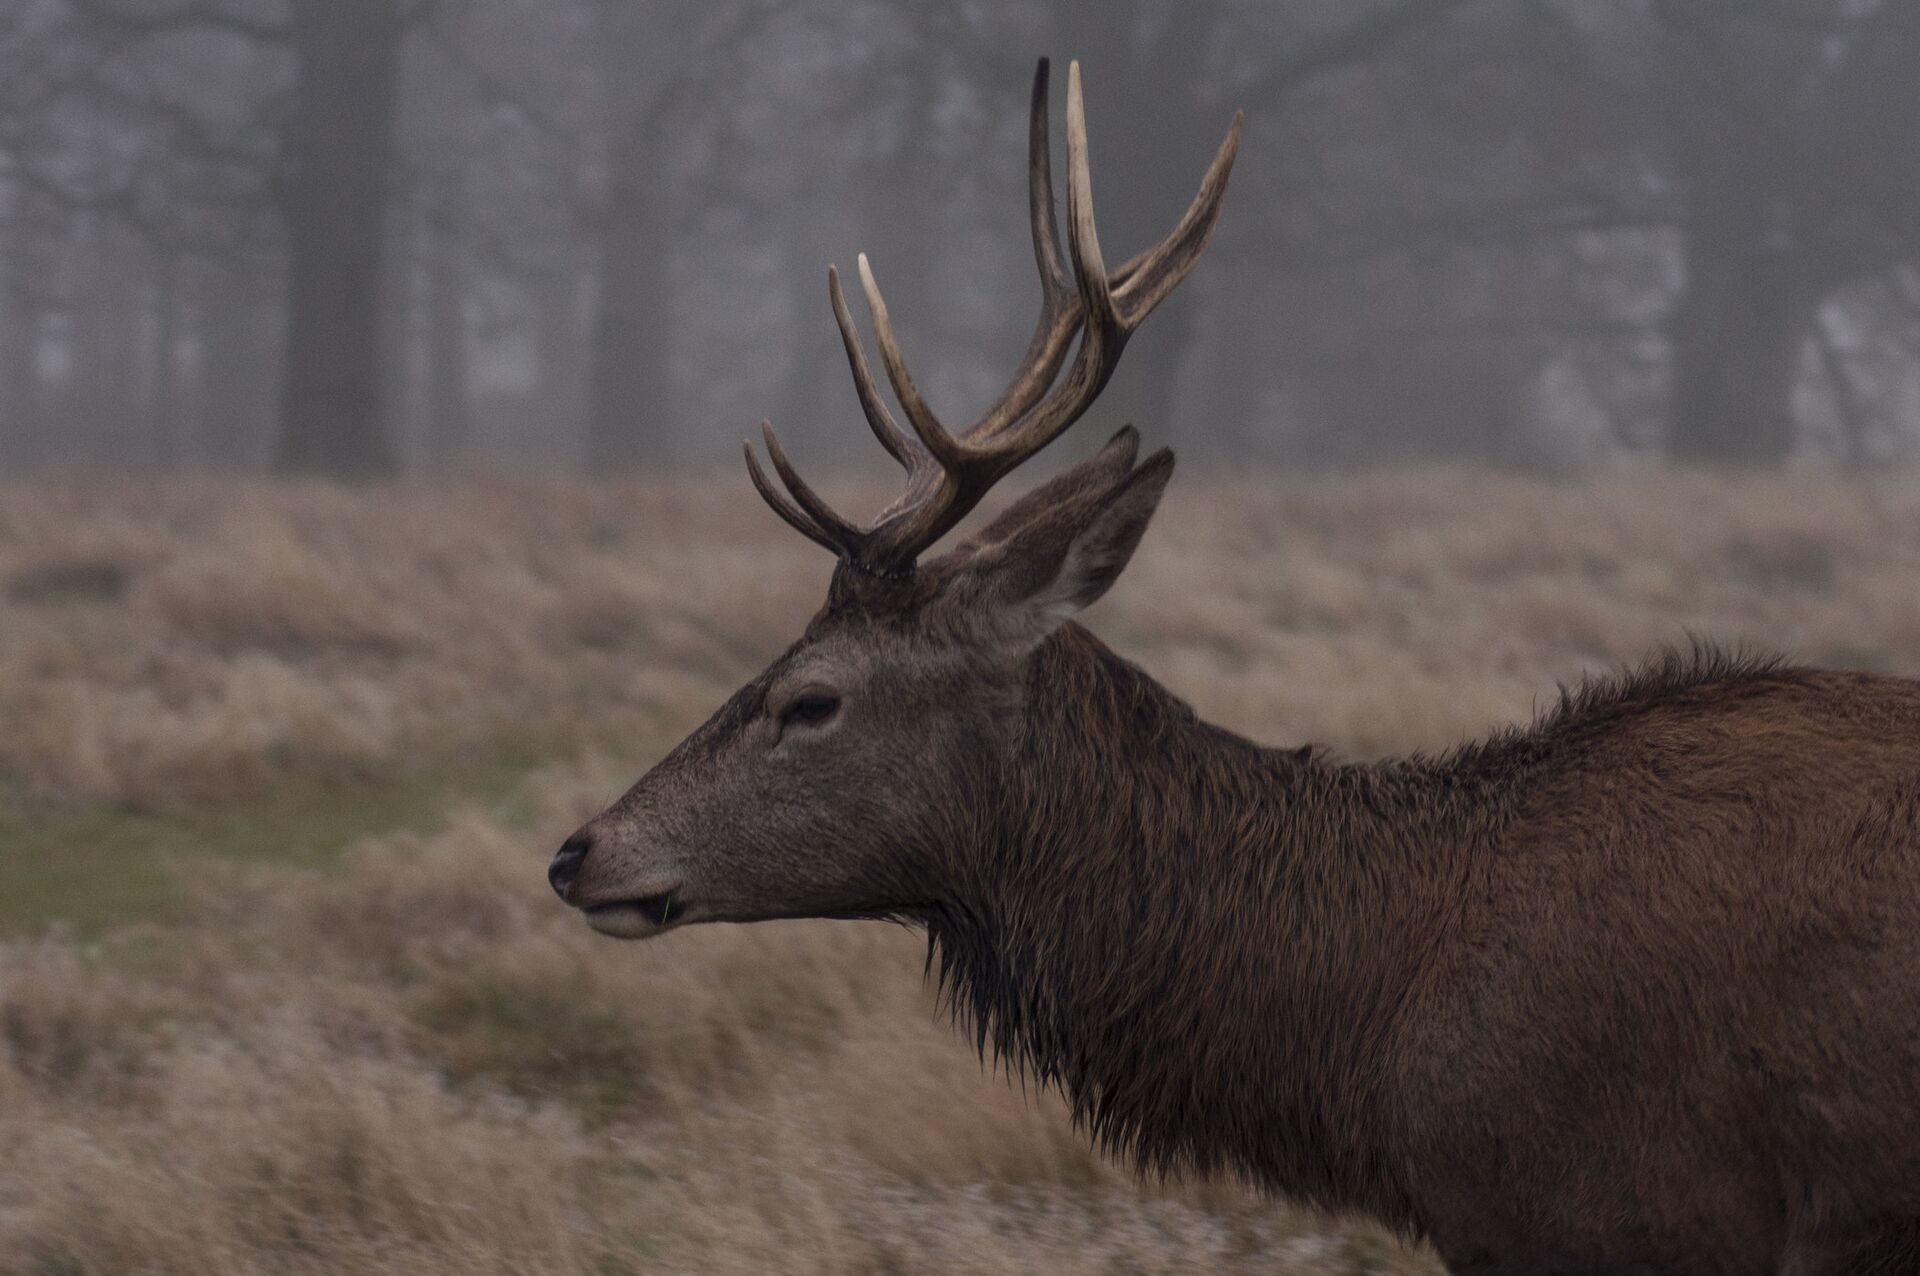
[924,623,1490,1224]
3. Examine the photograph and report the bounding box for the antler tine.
[856,254,966,468]
[1026,57,1071,297]
[1086,111,1239,310]
[743,437,844,556]
[959,58,1136,465]
[856,59,1154,558]
[963,59,1240,470]
[1100,121,1239,298]
[749,56,1239,576]
[827,265,918,471]
[758,420,870,548]
[1061,60,1120,344]
[1110,109,1243,323]
[970,57,1086,438]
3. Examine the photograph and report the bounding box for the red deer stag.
[549,59,1920,1276]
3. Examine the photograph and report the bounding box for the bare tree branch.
[61,0,290,45]
[419,17,575,137]
[1235,0,1485,105]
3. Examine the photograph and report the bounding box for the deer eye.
[779,691,841,729]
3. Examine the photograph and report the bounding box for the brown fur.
[924,629,1920,1274]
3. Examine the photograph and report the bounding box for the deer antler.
[746,58,1242,577]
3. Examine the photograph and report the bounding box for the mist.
[5,0,1918,480]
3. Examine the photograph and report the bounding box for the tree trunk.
[151,256,183,470]
[0,212,38,472]
[69,216,144,465]
[197,261,281,471]
[533,257,590,466]
[271,0,406,477]
[421,241,468,474]
[1665,219,1814,466]
[418,182,469,474]
[0,288,38,473]
[586,119,671,470]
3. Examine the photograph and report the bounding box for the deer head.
[549,59,1241,940]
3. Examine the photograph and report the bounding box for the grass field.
[5,468,1920,1273]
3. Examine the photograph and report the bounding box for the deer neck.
[924,623,1463,1222]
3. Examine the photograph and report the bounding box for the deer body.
[951,629,1920,1273]
[548,59,1920,1274]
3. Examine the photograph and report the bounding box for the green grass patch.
[412,972,655,1121]
[0,763,528,934]
[5,557,132,606]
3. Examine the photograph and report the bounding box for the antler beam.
[748,57,1242,576]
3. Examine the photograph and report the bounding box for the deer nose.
[548,829,594,901]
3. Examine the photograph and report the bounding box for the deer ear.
[972,426,1141,545]
[965,448,1175,643]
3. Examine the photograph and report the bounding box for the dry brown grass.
[0,765,1431,1274]
[5,468,1920,1273]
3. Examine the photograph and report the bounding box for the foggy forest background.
[4,0,1920,480]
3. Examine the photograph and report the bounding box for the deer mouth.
[582,890,681,939]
